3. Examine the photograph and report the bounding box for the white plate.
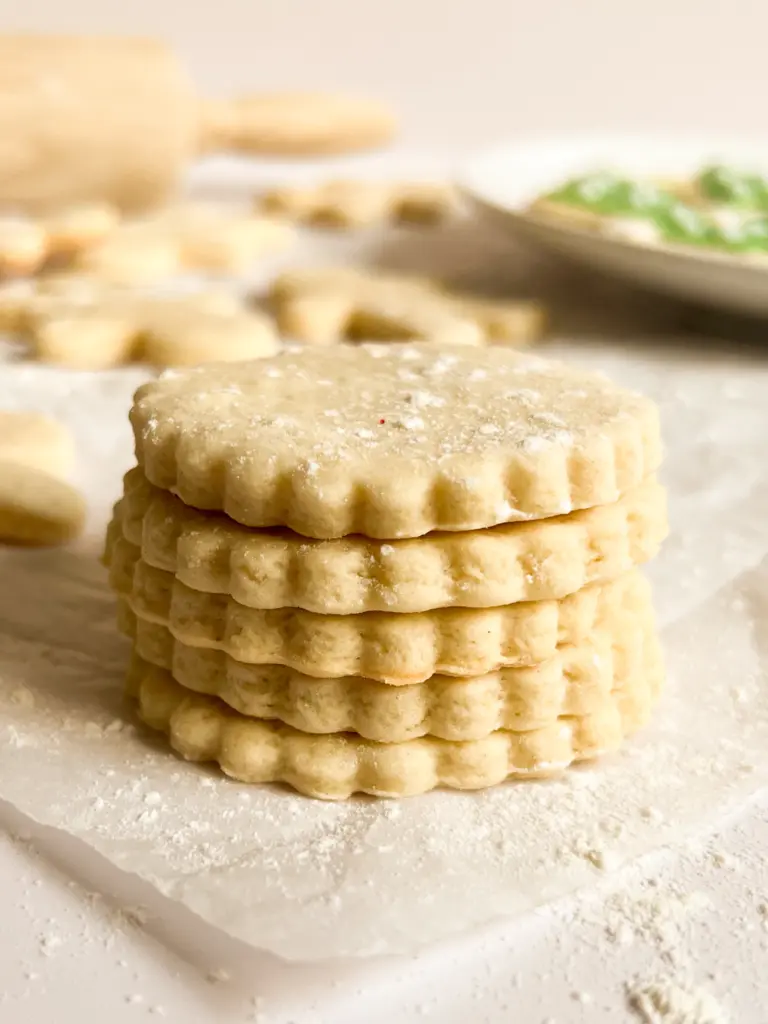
[459,134,768,317]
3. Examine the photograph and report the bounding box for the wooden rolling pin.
[0,35,396,213]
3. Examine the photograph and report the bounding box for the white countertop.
[2,793,767,1023]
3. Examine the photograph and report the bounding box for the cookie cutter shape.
[123,606,660,742]
[128,649,663,799]
[259,180,459,228]
[164,202,295,273]
[114,467,666,613]
[268,266,544,347]
[0,203,119,276]
[10,282,279,369]
[106,535,654,682]
[75,202,295,285]
[130,344,663,539]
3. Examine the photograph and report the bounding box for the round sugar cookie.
[130,343,662,540]
[122,607,659,742]
[111,467,666,614]
[129,648,664,799]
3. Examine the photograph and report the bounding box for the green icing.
[696,165,768,211]
[546,172,673,217]
[543,167,768,253]
[726,216,768,253]
[653,201,719,247]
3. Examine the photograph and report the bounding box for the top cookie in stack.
[106,343,667,799]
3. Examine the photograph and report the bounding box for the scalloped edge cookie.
[113,466,667,613]
[106,532,653,682]
[123,610,659,741]
[129,650,663,799]
[129,344,663,539]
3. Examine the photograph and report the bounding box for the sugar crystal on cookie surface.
[130,342,660,537]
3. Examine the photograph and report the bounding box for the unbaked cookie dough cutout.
[0,411,85,545]
[0,203,119,277]
[1,278,279,369]
[75,202,295,285]
[258,179,460,229]
[268,266,546,347]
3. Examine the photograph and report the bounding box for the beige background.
[3,0,766,149]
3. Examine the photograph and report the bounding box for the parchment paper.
[1,338,767,961]
[0,163,766,958]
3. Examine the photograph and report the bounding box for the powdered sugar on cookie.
[131,344,661,539]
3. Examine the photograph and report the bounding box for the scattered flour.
[604,884,713,963]
[626,977,728,1024]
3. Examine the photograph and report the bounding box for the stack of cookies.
[104,344,667,800]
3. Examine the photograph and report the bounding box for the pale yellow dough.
[259,180,459,228]
[123,607,659,742]
[0,203,119,276]
[199,92,397,156]
[269,266,545,347]
[112,467,667,613]
[106,529,653,682]
[129,644,664,799]
[75,202,295,285]
[0,411,84,545]
[4,281,279,369]
[0,411,75,477]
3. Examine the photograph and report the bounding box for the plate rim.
[457,131,768,278]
